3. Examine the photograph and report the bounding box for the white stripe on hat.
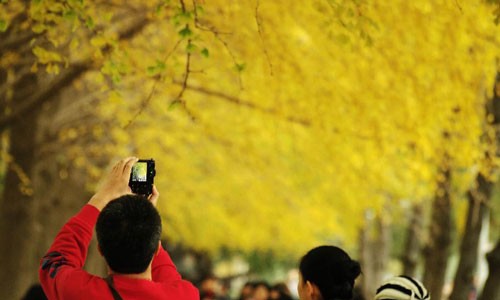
[374,275,430,300]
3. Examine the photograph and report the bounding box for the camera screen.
[131,162,148,182]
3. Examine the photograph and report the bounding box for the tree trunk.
[0,73,40,300]
[0,8,150,298]
[32,84,108,277]
[478,73,500,299]
[402,204,423,277]
[449,174,491,300]
[479,241,500,300]
[359,212,390,300]
[423,165,453,300]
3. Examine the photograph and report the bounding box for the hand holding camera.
[88,157,157,211]
[88,157,138,211]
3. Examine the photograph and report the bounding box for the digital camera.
[129,159,155,196]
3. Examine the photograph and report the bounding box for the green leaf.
[178,25,192,38]
[156,60,166,70]
[0,20,7,32]
[235,63,246,72]
[86,17,95,29]
[112,74,121,84]
[155,4,163,14]
[63,10,77,20]
[146,61,166,76]
[147,66,157,76]
[201,48,209,58]
[168,100,182,111]
[186,42,197,53]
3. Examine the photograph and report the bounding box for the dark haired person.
[297,245,361,300]
[39,157,199,300]
[21,284,47,300]
[252,281,271,300]
[270,282,293,300]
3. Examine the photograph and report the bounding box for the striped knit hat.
[374,275,430,300]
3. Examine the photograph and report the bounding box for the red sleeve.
[152,245,199,297]
[151,245,182,282]
[39,205,99,299]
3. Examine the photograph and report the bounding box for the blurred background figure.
[21,284,47,300]
[199,275,232,300]
[200,275,220,300]
[238,281,255,300]
[269,282,293,300]
[252,281,270,300]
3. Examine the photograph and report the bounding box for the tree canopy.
[1,0,500,258]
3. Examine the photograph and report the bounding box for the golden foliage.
[3,0,500,257]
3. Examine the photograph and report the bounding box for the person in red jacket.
[39,157,199,300]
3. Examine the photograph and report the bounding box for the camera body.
[129,159,156,196]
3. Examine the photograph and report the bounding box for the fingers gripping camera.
[129,159,156,196]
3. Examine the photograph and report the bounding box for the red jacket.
[39,205,199,300]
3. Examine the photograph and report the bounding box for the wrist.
[88,195,107,211]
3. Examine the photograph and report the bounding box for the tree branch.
[0,32,40,52]
[125,39,183,128]
[0,15,150,131]
[255,0,274,76]
[173,81,311,126]
[0,63,88,130]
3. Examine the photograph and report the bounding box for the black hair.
[254,280,271,290]
[22,284,47,300]
[299,245,361,300]
[96,194,162,274]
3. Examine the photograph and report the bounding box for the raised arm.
[39,157,138,299]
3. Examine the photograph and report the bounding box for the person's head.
[298,245,361,300]
[253,281,271,300]
[96,194,162,274]
[239,281,255,300]
[270,282,292,300]
[200,275,220,299]
[374,275,429,300]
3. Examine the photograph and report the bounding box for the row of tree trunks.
[423,162,453,300]
[449,175,491,300]
[477,73,500,300]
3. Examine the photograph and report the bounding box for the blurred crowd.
[199,276,294,300]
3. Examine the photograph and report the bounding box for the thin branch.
[455,0,463,13]
[173,81,311,127]
[192,0,243,89]
[324,0,348,28]
[124,39,183,128]
[172,39,197,121]
[255,0,274,76]
[176,42,191,101]
[192,0,231,34]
